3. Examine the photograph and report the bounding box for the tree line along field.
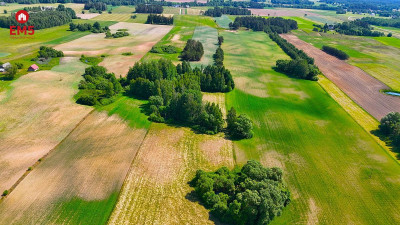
[222,30,400,224]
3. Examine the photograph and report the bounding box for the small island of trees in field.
[180,39,204,61]
[69,21,110,33]
[146,14,174,25]
[191,160,291,225]
[322,45,349,60]
[377,112,400,152]
[135,4,163,14]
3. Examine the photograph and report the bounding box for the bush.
[15,62,23,69]
[150,45,179,54]
[77,94,97,106]
[122,52,133,56]
[191,160,290,225]
[2,190,8,196]
[388,33,393,37]
[322,45,349,60]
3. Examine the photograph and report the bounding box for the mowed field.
[109,123,234,224]
[0,58,91,193]
[191,26,218,67]
[215,15,232,29]
[55,22,172,76]
[282,33,400,120]
[222,30,400,225]
[0,111,148,224]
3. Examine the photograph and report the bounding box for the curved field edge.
[222,30,400,225]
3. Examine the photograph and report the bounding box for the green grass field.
[223,30,400,225]
[191,26,218,67]
[295,31,400,91]
[215,15,232,29]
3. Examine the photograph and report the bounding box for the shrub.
[15,62,23,69]
[122,52,133,56]
[2,190,9,196]
[77,94,97,106]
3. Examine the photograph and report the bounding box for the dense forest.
[191,160,290,225]
[322,45,349,60]
[320,0,400,14]
[123,59,235,134]
[334,20,384,37]
[135,4,163,14]
[204,6,251,17]
[77,66,123,106]
[69,21,109,33]
[0,4,76,29]
[84,2,107,11]
[361,17,400,29]
[180,39,204,61]
[146,14,173,25]
[229,16,298,34]
[378,112,400,151]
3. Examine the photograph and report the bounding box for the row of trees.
[204,6,251,17]
[77,66,123,106]
[275,59,319,81]
[180,39,204,61]
[361,17,400,29]
[0,4,76,29]
[150,45,179,54]
[334,20,384,37]
[213,46,224,66]
[146,14,173,25]
[322,45,349,60]
[378,112,400,150]
[105,30,129,38]
[135,4,163,14]
[69,21,109,33]
[191,160,291,225]
[229,16,298,34]
[84,2,107,11]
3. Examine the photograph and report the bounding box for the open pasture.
[191,26,218,67]
[109,123,234,224]
[0,111,148,224]
[223,30,400,225]
[0,57,91,193]
[215,15,232,29]
[92,13,132,22]
[55,22,172,76]
[282,33,400,120]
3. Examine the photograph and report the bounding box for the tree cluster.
[135,4,163,14]
[84,2,107,11]
[124,59,228,134]
[180,39,204,61]
[275,59,319,81]
[77,66,122,106]
[213,46,224,66]
[150,45,179,54]
[146,14,173,25]
[378,112,400,148]
[200,65,234,92]
[106,30,129,38]
[229,16,298,34]
[322,45,349,60]
[0,5,76,29]
[227,107,253,139]
[69,21,109,33]
[191,160,291,225]
[334,20,384,37]
[271,0,313,4]
[37,46,64,59]
[204,6,251,17]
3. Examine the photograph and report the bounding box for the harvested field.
[0,58,91,193]
[281,33,400,120]
[92,13,131,21]
[55,22,172,76]
[77,13,100,19]
[0,111,147,224]
[108,123,234,224]
[251,8,319,17]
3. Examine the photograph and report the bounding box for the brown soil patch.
[260,150,286,170]
[282,34,400,120]
[0,59,91,193]
[307,198,320,225]
[56,22,172,76]
[200,137,234,167]
[0,112,147,224]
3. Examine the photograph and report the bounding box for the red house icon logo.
[15,10,29,24]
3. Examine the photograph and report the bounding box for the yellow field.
[109,123,234,224]
[92,13,132,22]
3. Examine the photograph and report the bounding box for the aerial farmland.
[1,0,400,224]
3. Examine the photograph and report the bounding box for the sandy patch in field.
[0,58,91,193]
[0,112,147,224]
[280,87,309,100]
[56,22,172,76]
[281,34,400,120]
[306,198,320,225]
[200,137,234,167]
[235,76,269,98]
[260,150,286,170]
[76,13,99,19]
[368,154,388,163]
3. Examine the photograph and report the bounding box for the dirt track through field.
[281,34,400,120]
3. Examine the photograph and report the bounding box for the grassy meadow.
[191,26,218,67]
[223,30,400,225]
[215,15,232,29]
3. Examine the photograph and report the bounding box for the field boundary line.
[106,124,151,224]
[317,76,400,165]
[0,109,95,202]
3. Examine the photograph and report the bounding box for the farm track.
[282,33,400,120]
[0,109,94,202]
